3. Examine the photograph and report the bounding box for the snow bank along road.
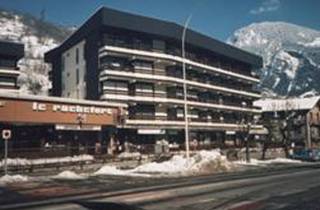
[2,164,320,210]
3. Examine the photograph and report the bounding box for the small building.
[0,40,24,92]
[254,97,320,148]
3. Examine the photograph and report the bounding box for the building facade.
[0,41,24,92]
[0,40,123,158]
[45,7,263,145]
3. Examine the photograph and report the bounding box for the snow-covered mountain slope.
[228,22,320,98]
[0,9,71,95]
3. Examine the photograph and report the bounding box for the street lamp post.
[182,14,192,160]
[245,121,252,163]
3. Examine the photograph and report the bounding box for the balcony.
[99,45,260,84]
[101,93,261,114]
[0,68,20,77]
[99,69,261,99]
[123,119,263,131]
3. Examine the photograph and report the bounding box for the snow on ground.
[132,150,233,176]
[118,152,141,159]
[94,150,234,177]
[53,170,86,180]
[94,165,127,176]
[0,155,94,167]
[234,157,301,166]
[93,150,304,177]
[93,165,151,177]
[0,174,29,186]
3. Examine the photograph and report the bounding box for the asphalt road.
[2,164,320,210]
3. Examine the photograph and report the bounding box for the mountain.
[228,22,320,98]
[0,9,72,95]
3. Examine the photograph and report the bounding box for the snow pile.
[94,165,132,176]
[0,155,94,167]
[31,155,94,165]
[133,155,188,174]
[0,158,30,168]
[53,171,86,180]
[93,165,151,177]
[118,152,141,159]
[133,150,233,176]
[94,150,233,177]
[0,174,29,185]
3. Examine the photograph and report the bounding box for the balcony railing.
[99,45,260,84]
[100,93,261,113]
[99,69,261,99]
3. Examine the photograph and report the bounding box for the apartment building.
[45,7,263,145]
[0,40,24,92]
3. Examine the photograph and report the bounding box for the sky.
[0,0,319,41]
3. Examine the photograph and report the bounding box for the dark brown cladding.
[0,40,24,60]
[45,7,262,68]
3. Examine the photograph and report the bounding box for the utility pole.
[2,129,12,175]
[182,14,192,160]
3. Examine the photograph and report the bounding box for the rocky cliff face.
[228,22,320,98]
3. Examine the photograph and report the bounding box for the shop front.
[0,94,124,158]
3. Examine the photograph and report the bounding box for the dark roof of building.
[0,40,24,59]
[45,7,262,67]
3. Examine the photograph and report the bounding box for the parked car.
[290,148,320,161]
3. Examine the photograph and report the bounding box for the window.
[61,56,65,72]
[100,56,128,70]
[76,48,79,64]
[189,109,199,119]
[0,58,16,68]
[76,68,79,85]
[135,83,154,95]
[153,39,165,52]
[176,87,184,98]
[0,76,15,86]
[103,80,128,93]
[133,60,153,70]
[187,89,198,101]
[130,104,155,119]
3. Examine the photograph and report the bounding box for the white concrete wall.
[61,40,86,99]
